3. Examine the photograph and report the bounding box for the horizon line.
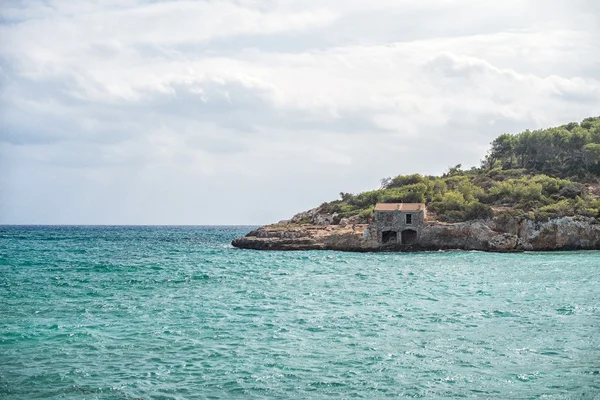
[0,224,262,227]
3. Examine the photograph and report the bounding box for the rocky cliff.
[232,216,600,252]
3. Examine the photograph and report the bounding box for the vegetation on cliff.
[483,116,600,177]
[314,116,600,224]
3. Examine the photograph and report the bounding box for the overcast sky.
[1,0,599,225]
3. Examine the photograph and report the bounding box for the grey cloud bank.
[1,0,599,224]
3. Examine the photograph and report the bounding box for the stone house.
[373,203,426,245]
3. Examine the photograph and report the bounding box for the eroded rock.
[232,217,600,252]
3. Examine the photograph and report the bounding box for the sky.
[1,0,599,225]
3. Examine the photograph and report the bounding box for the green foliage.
[430,191,467,212]
[314,116,600,224]
[533,199,578,221]
[444,164,464,177]
[387,173,425,188]
[348,190,383,208]
[530,175,570,195]
[428,191,493,222]
[487,168,528,181]
[484,116,600,178]
[558,183,584,199]
[464,202,494,221]
[358,206,375,220]
[584,143,600,166]
[381,183,427,203]
[486,179,543,206]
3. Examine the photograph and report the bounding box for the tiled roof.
[374,203,425,211]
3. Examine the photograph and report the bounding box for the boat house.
[373,203,426,245]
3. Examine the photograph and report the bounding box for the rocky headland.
[232,216,600,252]
[232,207,600,252]
[232,116,600,252]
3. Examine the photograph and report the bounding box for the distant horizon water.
[1,225,598,398]
[0,224,261,227]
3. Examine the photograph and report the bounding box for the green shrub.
[431,179,447,196]
[319,201,342,214]
[558,183,584,199]
[438,191,467,211]
[358,207,375,221]
[538,199,573,218]
[387,174,425,188]
[440,210,466,223]
[349,190,383,208]
[530,175,570,195]
[464,202,494,220]
[315,116,600,225]
[380,183,427,204]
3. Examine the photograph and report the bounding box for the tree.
[489,134,515,169]
[445,164,463,177]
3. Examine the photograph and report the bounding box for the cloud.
[1,0,600,224]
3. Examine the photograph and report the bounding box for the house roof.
[374,203,425,211]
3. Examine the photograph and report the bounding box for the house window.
[386,214,393,223]
[406,214,412,224]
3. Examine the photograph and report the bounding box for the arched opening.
[381,230,397,244]
[401,229,418,245]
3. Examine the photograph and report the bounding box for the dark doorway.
[401,229,418,245]
[382,231,397,244]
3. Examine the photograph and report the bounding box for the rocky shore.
[232,216,600,252]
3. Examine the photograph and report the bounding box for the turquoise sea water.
[1,226,599,399]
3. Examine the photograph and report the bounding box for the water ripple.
[1,226,599,398]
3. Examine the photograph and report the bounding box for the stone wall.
[373,210,425,244]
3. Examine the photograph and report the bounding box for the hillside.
[289,116,600,226]
[233,116,600,252]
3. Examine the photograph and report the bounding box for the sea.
[1,225,599,399]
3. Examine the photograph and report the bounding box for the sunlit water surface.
[1,226,599,399]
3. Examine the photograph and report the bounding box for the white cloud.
[1,0,599,224]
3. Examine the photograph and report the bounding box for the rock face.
[288,206,368,226]
[231,217,600,252]
[232,224,378,251]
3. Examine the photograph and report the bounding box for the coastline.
[232,216,600,252]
